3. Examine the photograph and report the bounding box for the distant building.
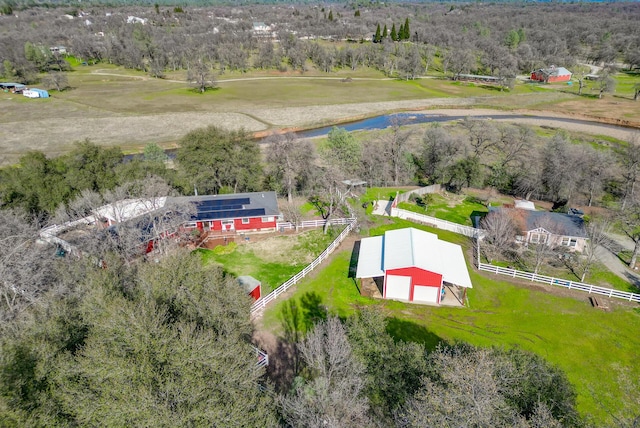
[23,88,49,98]
[49,46,67,54]
[530,66,572,83]
[0,82,26,93]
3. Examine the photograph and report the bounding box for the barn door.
[385,275,411,301]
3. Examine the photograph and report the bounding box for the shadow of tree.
[300,291,327,331]
[385,317,444,351]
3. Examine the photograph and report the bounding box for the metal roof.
[172,191,280,222]
[489,207,586,238]
[356,228,472,288]
[238,275,260,293]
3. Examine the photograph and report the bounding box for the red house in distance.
[530,66,572,83]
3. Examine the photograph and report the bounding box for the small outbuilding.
[23,88,49,98]
[356,228,472,305]
[238,275,262,301]
[530,66,572,83]
[0,82,26,93]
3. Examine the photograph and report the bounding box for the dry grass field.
[1,63,638,165]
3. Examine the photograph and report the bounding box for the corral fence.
[250,218,357,318]
[394,184,442,204]
[276,217,353,231]
[477,263,640,303]
[391,208,484,239]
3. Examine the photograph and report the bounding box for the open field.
[258,218,640,424]
[1,63,638,165]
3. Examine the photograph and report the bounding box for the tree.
[421,124,461,185]
[480,210,518,262]
[265,132,315,203]
[282,317,370,428]
[578,216,611,282]
[327,10,333,21]
[399,45,423,80]
[618,200,640,268]
[620,133,640,210]
[390,24,397,42]
[447,48,476,80]
[176,126,262,195]
[381,117,413,185]
[0,251,278,426]
[540,134,577,204]
[346,309,427,423]
[322,127,361,178]
[42,72,69,92]
[143,143,168,164]
[0,209,59,321]
[396,344,577,427]
[187,59,216,93]
[382,24,388,40]
[530,217,559,274]
[374,23,381,43]
[596,67,616,99]
[403,17,410,40]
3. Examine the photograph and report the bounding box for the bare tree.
[480,210,518,262]
[596,67,616,99]
[579,216,612,282]
[620,133,640,210]
[383,117,413,186]
[42,72,70,92]
[529,217,559,274]
[617,199,640,268]
[0,210,59,320]
[265,132,315,203]
[187,59,216,93]
[462,117,498,158]
[282,317,370,428]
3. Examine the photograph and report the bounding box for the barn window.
[262,216,274,222]
[185,222,197,228]
[242,218,250,224]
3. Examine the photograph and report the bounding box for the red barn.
[179,192,280,234]
[355,228,472,305]
[530,66,572,83]
[238,275,262,300]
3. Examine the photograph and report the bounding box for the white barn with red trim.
[356,228,472,305]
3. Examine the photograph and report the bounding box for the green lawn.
[197,227,342,294]
[260,218,640,424]
[397,192,488,226]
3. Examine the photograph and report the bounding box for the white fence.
[254,346,269,368]
[250,218,356,317]
[276,217,353,231]
[394,184,442,203]
[478,262,640,303]
[392,208,484,239]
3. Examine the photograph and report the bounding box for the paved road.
[596,233,640,288]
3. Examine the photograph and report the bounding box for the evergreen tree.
[398,24,404,41]
[404,17,410,40]
[390,23,397,41]
[328,10,333,21]
[382,24,388,39]
[374,23,381,43]
[354,9,360,17]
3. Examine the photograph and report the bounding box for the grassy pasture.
[260,218,640,424]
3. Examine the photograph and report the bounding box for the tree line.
[1,3,639,86]
[2,122,639,223]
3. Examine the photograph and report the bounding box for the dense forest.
[1,2,639,84]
